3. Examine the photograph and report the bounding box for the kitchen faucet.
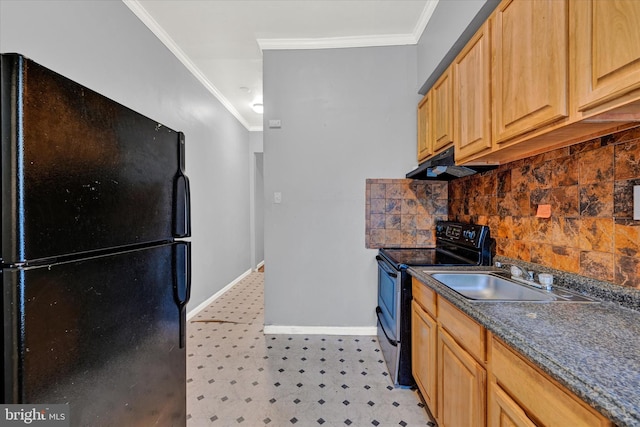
[510,264,534,281]
[494,262,553,290]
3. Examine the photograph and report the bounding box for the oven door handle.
[376,256,398,278]
[375,306,398,347]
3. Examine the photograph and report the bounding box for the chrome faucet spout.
[494,262,550,290]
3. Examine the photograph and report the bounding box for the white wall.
[263,46,419,329]
[0,0,252,310]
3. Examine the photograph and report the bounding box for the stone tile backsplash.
[449,126,640,289]
[365,179,447,248]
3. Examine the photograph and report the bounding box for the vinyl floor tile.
[187,272,434,426]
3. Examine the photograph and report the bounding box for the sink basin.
[429,272,556,301]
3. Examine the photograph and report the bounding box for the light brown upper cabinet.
[417,93,431,162]
[431,69,454,152]
[453,21,492,162]
[574,0,640,115]
[492,0,569,145]
[416,0,640,166]
[417,69,453,163]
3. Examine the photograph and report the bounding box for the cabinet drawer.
[437,297,485,362]
[412,277,436,317]
[490,337,612,427]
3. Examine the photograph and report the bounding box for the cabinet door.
[417,93,432,162]
[438,328,486,427]
[488,383,536,427]
[453,21,492,161]
[493,0,568,144]
[491,337,612,427]
[432,69,454,152]
[411,300,437,417]
[574,0,640,111]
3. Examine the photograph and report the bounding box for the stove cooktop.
[378,221,495,268]
[378,248,474,267]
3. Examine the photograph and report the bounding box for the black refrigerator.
[0,53,191,426]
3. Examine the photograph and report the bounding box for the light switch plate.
[269,119,282,128]
[634,186,640,220]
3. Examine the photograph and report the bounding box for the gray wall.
[263,46,419,328]
[0,0,252,310]
[250,132,265,269]
[254,152,264,267]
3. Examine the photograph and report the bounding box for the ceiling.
[124,0,435,131]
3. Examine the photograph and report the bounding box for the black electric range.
[376,221,494,387]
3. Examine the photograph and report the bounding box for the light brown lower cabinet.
[488,382,536,427]
[489,337,612,427]
[438,328,487,427]
[411,277,614,427]
[411,300,437,417]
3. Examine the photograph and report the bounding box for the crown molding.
[258,0,439,52]
[122,0,252,131]
[123,0,439,129]
[257,33,417,51]
[413,0,439,42]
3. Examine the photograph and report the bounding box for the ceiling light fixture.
[252,103,264,114]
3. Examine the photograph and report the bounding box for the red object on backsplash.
[448,125,640,289]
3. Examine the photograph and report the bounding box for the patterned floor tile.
[187,272,434,426]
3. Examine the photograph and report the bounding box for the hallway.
[186,272,434,426]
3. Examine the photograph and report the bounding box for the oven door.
[376,255,401,384]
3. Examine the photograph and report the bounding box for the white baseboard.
[255,260,264,271]
[186,268,252,320]
[263,325,377,336]
[187,269,377,337]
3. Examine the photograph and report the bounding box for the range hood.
[406,147,497,181]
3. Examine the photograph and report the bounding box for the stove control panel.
[435,221,489,248]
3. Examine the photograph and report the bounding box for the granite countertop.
[408,266,640,427]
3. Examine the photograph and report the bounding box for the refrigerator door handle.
[173,241,191,348]
[173,132,191,238]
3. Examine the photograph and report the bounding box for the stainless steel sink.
[429,272,557,301]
